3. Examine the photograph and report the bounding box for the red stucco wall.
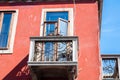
[0,1,100,80]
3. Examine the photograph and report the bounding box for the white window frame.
[40,8,74,36]
[0,10,18,53]
[101,55,120,80]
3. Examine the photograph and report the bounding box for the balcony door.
[43,11,69,61]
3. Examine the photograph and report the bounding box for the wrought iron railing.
[101,55,120,80]
[28,36,78,63]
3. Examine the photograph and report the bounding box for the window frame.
[101,55,120,80]
[40,8,74,36]
[0,10,18,53]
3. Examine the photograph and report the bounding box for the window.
[0,12,13,48]
[44,12,69,36]
[41,8,74,36]
[0,10,18,53]
[101,55,120,80]
[39,8,74,61]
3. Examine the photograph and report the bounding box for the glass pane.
[59,18,68,36]
[57,42,67,61]
[46,23,55,36]
[46,12,68,21]
[0,13,12,48]
[102,58,118,78]
[44,42,54,61]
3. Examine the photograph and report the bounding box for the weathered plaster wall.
[0,1,100,80]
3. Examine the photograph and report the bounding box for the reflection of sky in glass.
[59,20,68,36]
[44,42,54,61]
[102,59,116,77]
[0,13,12,47]
[100,0,120,54]
[46,12,68,21]
[46,23,55,35]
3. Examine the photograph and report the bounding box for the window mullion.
[55,22,58,36]
[57,18,60,35]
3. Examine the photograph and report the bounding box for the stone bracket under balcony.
[28,36,78,80]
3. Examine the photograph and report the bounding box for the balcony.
[101,54,120,80]
[28,36,78,80]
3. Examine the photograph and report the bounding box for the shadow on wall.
[3,55,32,80]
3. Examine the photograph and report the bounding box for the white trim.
[40,8,74,36]
[0,10,18,53]
[73,40,78,61]
[29,40,35,61]
[101,56,120,79]
[118,57,120,79]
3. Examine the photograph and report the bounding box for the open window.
[43,11,69,36]
[43,18,69,36]
[41,8,73,36]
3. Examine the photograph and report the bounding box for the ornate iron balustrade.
[101,55,120,80]
[34,41,73,61]
[28,36,78,63]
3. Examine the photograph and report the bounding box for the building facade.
[0,0,101,80]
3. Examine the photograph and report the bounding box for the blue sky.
[100,0,120,54]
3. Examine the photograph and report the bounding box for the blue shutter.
[0,13,12,48]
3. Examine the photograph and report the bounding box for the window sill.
[0,49,13,54]
[0,47,8,50]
